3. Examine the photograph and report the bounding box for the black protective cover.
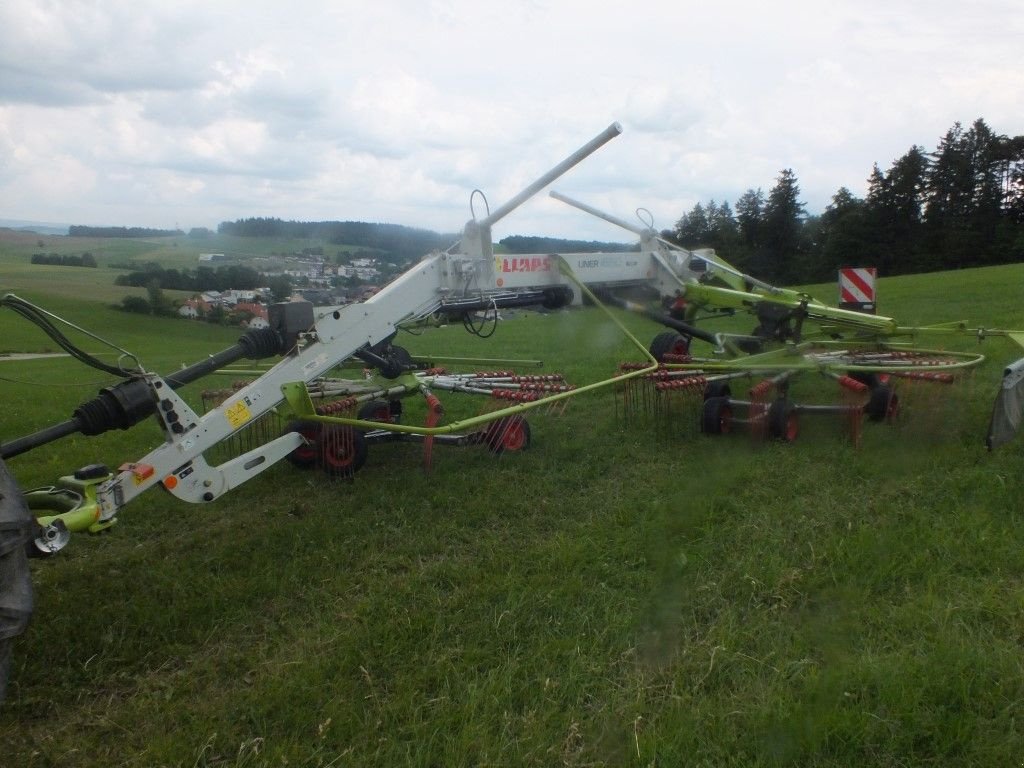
[0,458,33,703]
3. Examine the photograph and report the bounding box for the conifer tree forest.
[666,119,1024,283]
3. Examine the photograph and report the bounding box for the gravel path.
[0,353,69,361]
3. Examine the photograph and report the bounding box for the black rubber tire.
[703,381,732,400]
[358,399,396,423]
[484,416,531,454]
[283,420,322,469]
[737,334,763,354]
[701,396,733,435]
[849,371,880,389]
[318,425,368,476]
[542,286,573,309]
[767,398,799,442]
[649,331,690,362]
[380,345,413,379]
[865,384,899,422]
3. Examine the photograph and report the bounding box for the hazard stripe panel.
[839,267,876,304]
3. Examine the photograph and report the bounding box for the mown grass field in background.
[0,227,358,308]
[2,261,1024,766]
[0,228,340,268]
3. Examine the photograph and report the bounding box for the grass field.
[0,227,355,311]
[2,256,1024,766]
[0,227,341,269]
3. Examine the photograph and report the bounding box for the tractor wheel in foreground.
[649,331,690,362]
[283,420,323,469]
[865,384,900,422]
[318,425,368,476]
[358,398,401,423]
[701,396,733,435]
[484,416,531,454]
[767,398,799,442]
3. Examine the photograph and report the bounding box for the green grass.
[0,291,242,360]
[0,228,364,310]
[0,228,341,268]
[2,261,1024,765]
[0,260,200,307]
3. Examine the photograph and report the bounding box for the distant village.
[179,252,388,327]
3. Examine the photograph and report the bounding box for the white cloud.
[0,0,1021,237]
[186,119,270,164]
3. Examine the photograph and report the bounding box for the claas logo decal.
[496,256,554,273]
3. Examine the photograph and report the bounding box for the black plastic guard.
[987,357,1024,450]
[0,458,34,703]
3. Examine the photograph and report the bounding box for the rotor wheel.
[484,416,531,454]
[832,346,984,375]
[649,331,690,362]
[701,396,733,435]
[865,384,900,422]
[767,398,799,442]
[318,425,368,476]
[283,420,322,469]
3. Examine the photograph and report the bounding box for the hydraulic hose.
[1,327,283,460]
[594,290,719,346]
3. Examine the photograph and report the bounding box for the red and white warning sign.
[838,267,876,313]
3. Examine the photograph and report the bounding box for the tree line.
[30,252,97,267]
[668,118,1024,284]
[115,264,267,292]
[217,218,456,265]
[69,225,184,238]
[217,217,633,261]
[499,235,635,254]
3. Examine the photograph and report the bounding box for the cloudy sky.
[1,0,1021,242]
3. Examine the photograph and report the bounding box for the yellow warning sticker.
[224,399,252,429]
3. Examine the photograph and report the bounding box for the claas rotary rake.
[5,120,1024,554]
[4,122,1024,701]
